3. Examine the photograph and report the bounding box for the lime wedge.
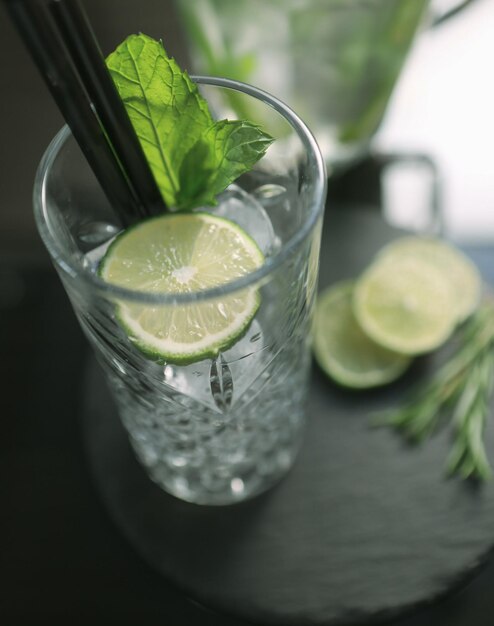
[354,255,457,355]
[99,212,264,364]
[378,236,481,323]
[313,281,411,388]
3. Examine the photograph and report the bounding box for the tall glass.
[34,77,327,505]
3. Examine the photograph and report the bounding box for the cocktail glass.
[34,76,326,505]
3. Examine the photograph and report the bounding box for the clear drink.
[34,77,326,505]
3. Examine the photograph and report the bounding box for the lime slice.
[378,236,481,323]
[99,212,264,364]
[354,255,457,355]
[313,281,411,388]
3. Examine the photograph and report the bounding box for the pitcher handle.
[431,0,477,27]
[375,152,445,236]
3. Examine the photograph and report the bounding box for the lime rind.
[353,255,457,355]
[99,212,264,364]
[117,290,261,365]
[313,281,411,389]
[377,236,482,324]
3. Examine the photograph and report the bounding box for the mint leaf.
[106,33,212,207]
[107,34,274,210]
[177,120,274,209]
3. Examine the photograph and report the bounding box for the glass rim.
[33,75,327,305]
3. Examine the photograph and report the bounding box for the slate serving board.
[80,206,494,625]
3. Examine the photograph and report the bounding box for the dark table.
[3,207,494,626]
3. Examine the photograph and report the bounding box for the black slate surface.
[80,206,494,625]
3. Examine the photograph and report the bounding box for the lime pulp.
[313,281,411,388]
[99,212,264,364]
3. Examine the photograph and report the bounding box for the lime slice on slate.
[377,236,481,324]
[99,212,264,364]
[353,254,458,355]
[313,281,411,388]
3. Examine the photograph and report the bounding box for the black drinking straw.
[4,0,165,224]
[48,0,166,216]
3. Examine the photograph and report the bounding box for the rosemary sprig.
[373,301,494,480]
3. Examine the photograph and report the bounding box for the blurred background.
[376,0,494,241]
[2,0,494,623]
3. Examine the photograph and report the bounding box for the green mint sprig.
[106,33,273,211]
[373,302,494,481]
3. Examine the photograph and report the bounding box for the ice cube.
[83,236,116,273]
[208,184,278,256]
[162,319,269,416]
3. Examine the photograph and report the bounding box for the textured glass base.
[100,319,309,503]
[113,343,310,505]
[134,437,302,505]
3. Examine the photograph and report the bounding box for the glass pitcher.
[176,0,475,172]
